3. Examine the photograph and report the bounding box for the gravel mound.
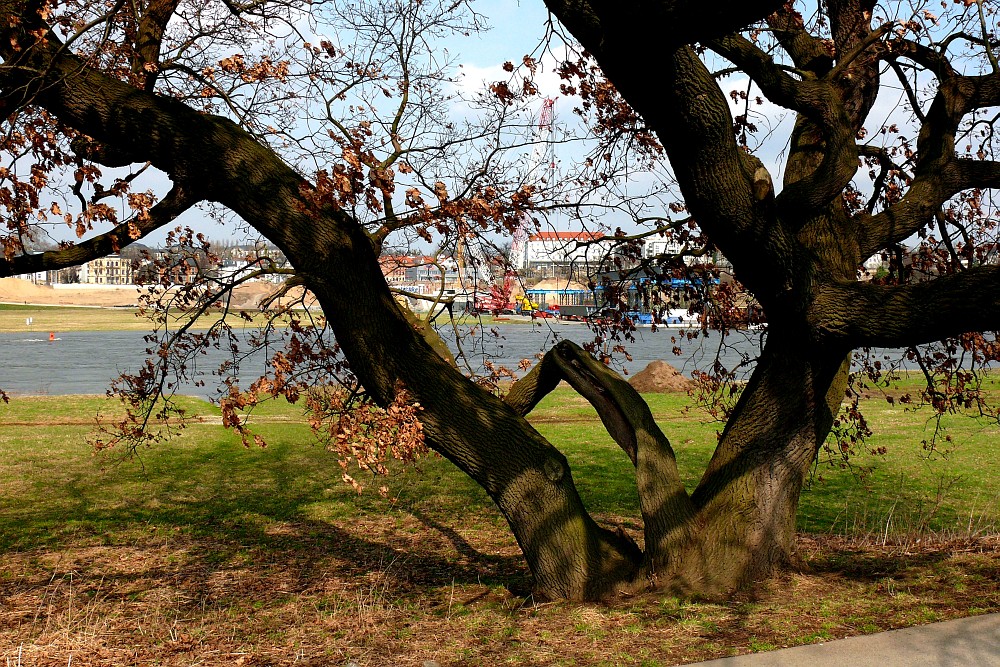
[628,360,693,393]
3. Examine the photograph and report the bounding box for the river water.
[0,322,769,398]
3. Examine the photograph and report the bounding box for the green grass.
[800,408,1000,537]
[2,388,1000,665]
[0,303,153,332]
[0,394,500,553]
[0,302,316,333]
[527,386,1000,539]
[3,388,997,552]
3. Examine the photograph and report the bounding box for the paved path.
[684,612,1000,666]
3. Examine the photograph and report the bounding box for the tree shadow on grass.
[796,534,996,582]
[1,435,531,604]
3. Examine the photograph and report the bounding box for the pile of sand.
[0,277,316,310]
[530,278,589,292]
[0,278,139,307]
[225,283,316,310]
[628,360,693,393]
[226,281,276,309]
[0,277,51,301]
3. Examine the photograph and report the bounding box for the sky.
[41,0,926,251]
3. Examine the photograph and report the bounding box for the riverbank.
[0,275,318,332]
[0,302,282,332]
[0,277,140,307]
[0,279,553,327]
[0,277,314,312]
[0,299,530,332]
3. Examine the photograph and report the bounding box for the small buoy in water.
[48,332,55,341]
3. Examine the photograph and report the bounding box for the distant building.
[157,256,202,285]
[643,239,684,259]
[79,254,134,285]
[378,255,413,285]
[643,238,718,267]
[404,256,459,284]
[524,231,614,279]
[22,270,50,285]
[379,255,461,285]
[131,247,210,285]
[215,243,287,269]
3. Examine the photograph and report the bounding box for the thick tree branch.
[952,158,1000,189]
[855,56,1000,257]
[766,8,834,74]
[507,340,643,463]
[546,1,805,300]
[708,34,859,217]
[858,158,1000,257]
[0,184,193,277]
[812,266,1000,348]
[827,21,892,80]
[657,48,795,296]
[824,0,882,132]
[543,0,783,54]
[708,34,820,115]
[827,0,877,59]
[885,38,957,79]
[541,8,764,237]
[507,340,697,564]
[131,0,182,91]
[916,74,1000,168]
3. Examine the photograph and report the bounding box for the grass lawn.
[0,303,295,333]
[1,388,999,665]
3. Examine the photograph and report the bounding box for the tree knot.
[543,457,565,483]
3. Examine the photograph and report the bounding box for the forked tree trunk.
[300,224,850,599]
[684,335,851,591]
[498,331,850,598]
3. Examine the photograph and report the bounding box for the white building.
[21,270,49,285]
[643,239,684,259]
[643,238,716,266]
[524,231,614,278]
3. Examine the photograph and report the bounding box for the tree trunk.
[502,335,851,598]
[301,227,645,601]
[686,332,850,591]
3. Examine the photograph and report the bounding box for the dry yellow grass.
[3,524,999,666]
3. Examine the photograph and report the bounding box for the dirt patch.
[0,277,316,310]
[2,526,999,666]
[628,359,694,393]
[0,277,139,307]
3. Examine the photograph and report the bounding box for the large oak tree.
[2,0,1000,599]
